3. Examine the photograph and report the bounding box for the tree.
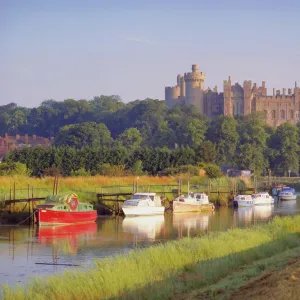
[269,123,299,175]
[207,116,239,165]
[117,128,142,152]
[54,122,113,149]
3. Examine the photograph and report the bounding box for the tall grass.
[2,215,300,300]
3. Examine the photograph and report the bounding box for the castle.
[165,64,300,126]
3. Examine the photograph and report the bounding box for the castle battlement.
[165,64,299,126]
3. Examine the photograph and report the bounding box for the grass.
[2,215,300,300]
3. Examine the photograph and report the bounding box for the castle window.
[263,110,268,119]
[271,110,276,120]
[290,110,294,119]
[280,110,285,119]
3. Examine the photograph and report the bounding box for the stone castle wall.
[165,64,300,126]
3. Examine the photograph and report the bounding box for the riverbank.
[2,215,300,300]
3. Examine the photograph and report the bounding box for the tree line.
[1,96,300,176]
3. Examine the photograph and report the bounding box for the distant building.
[0,134,53,157]
[165,64,300,126]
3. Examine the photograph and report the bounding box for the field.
[2,215,300,300]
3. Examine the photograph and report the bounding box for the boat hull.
[173,201,214,213]
[35,209,98,226]
[122,206,165,216]
[233,200,254,207]
[278,195,297,200]
[253,199,274,205]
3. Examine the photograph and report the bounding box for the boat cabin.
[123,193,162,207]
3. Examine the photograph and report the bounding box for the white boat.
[252,192,274,205]
[122,193,165,216]
[233,195,254,207]
[173,192,215,213]
[278,187,297,200]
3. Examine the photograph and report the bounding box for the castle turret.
[243,80,252,115]
[184,64,206,112]
[223,76,233,116]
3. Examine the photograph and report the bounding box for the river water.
[1,196,300,287]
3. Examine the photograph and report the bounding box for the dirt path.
[229,257,300,300]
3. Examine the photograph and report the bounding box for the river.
[1,196,300,287]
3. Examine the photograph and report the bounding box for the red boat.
[35,194,97,226]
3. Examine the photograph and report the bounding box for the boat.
[278,187,297,200]
[122,193,165,216]
[35,194,97,226]
[252,192,274,205]
[173,192,215,213]
[233,195,254,207]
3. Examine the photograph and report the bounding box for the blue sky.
[1,0,299,107]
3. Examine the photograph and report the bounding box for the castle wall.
[165,64,299,127]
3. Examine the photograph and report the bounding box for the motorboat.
[233,195,254,207]
[122,193,165,216]
[278,187,297,200]
[252,192,274,205]
[173,192,215,213]
[35,194,97,226]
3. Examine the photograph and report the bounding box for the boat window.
[149,196,154,201]
[132,195,148,200]
[241,197,245,200]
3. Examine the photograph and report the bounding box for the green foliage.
[1,97,300,177]
[130,160,144,175]
[70,168,91,177]
[203,163,223,179]
[0,162,28,176]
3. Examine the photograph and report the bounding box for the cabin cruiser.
[233,195,254,207]
[173,192,215,213]
[278,187,297,200]
[252,192,274,205]
[122,193,165,216]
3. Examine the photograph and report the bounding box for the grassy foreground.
[2,215,300,300]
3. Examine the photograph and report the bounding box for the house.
[0,134,54,157]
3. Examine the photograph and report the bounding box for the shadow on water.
[0,196,300,286]
[108,232,300,300]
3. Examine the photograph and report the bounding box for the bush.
[0,162,29,176]
[158,165,200,176]
[203,163,222,179]
[70,168,91,177]
[43,167,61,177]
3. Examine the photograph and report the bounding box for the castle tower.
[223,76,233,116]
[184,64,206,113]
[243,80,252,115]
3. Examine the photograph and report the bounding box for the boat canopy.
[45,193,78,204]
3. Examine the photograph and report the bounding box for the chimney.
[33,135,36,140]
[25,134,29,144]
[276,90,280,96]
[282,88,286,96]
[288,88,292,95]
[262,81,266,88]
[16,134,20,140]
[4,133,8,140]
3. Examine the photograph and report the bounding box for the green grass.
[183,245,300,299]
[2,215,300,300]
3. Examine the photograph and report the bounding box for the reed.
[2,215,300,300]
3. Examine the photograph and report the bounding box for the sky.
[1,0,299,107]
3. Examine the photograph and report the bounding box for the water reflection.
[37,223,98,256]
[1,198,300,286]
[122,215,165,239]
